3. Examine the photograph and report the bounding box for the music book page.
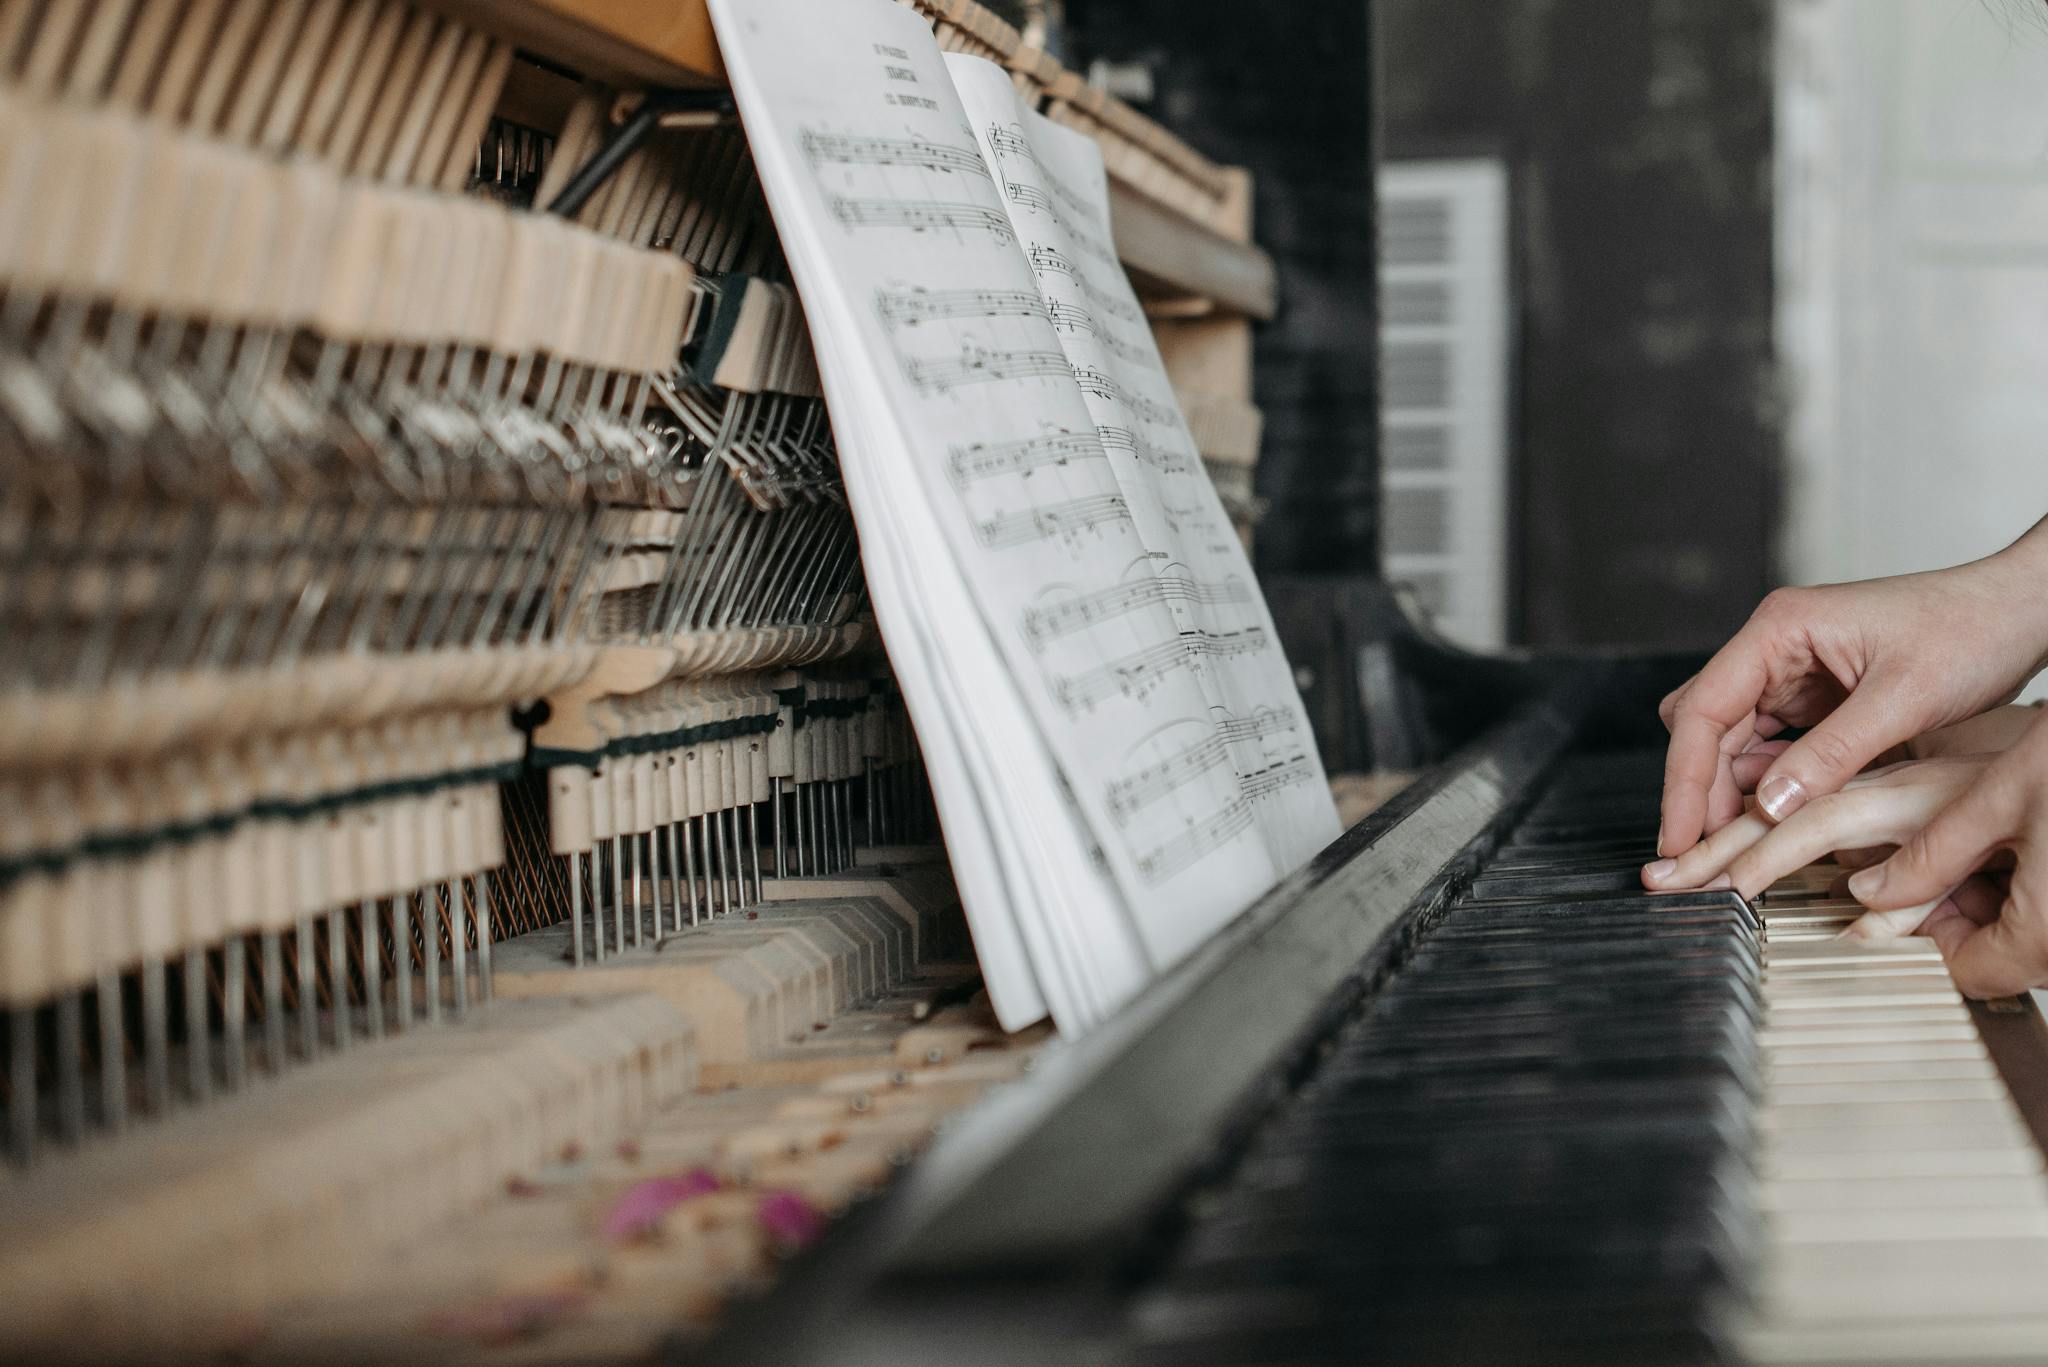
[709,0,1339,1033]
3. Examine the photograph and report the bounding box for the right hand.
[1657,529,2048,859]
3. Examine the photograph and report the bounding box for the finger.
[1842,896,1942,942]
[1941,908,2048,999]
[1949,874,2007,926]
[1725,797,1905,899]
[1644,810,1769,890]
[1732,741,1791,792]
[1705,752,1747,835]
[1755,686,1918,824]
[1832,845,1891,870]
[1848,771,2018,910]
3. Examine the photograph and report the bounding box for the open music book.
[709,0,1340,1032]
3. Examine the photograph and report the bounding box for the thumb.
[1847,774,2015,911]
[1753,686,1908,823]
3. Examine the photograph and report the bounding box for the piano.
[5,2,2048,1365]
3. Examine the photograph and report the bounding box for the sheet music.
[710,0,1338,1031]
[945,57,1340,885]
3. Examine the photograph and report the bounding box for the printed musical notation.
[1022,573,1253,648]
[1072,365,1121,402]
[876,286,1049,328]
[1048,627,1269,711]
[1096,424,1190,475]
[1026,243,1079,281]
[974,492,1130,550]
[947,430,1107,485]
[1104,732,1231,826]
[903,343,1072,393]
[1135,801,1256,886]
[1217,706,1300,747]
[1239,754,1317,803]
[984,122,1032,161]
[828,196,1015,243]
[801,129,990,178]
[1005,180,1054,215]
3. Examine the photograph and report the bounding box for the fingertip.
[1757,773,1806,823]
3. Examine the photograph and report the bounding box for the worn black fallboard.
[692,647,1703,1367]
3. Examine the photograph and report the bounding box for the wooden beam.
[416,0,725,88]
[1109,180,1277,321]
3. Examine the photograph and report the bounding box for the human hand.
[1641,753,1988,928]
[1846,709,2048,998]
[1657,525,2048,858]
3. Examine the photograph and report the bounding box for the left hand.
[1847,709,2048,997]
[1641,754,1993,936]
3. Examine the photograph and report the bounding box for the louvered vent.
[1378,159,1510,649]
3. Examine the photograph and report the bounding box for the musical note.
[1095,424,1191,475]
[1047,300,1097,335]
[801,129,990,178]
[1104,733,1230,826]
[948,430,1108,484]
[903,343,1073,393]
[975,493,1130,550]
[1239,754,1317,802]
[1134,801,1256,885]
[1217,707,1300,747]
[1071,365,1121,402]
[1048,628,1269,710]
[876,286,1049,328]
[1026,244,1079,281]
[828,196,1014,243]
[1004,180,1055,215]
[1022,574,1253,648]
[984,122,1033,161]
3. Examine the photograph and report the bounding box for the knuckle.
[1796,726,1862,779]
[1755,586,1807,622]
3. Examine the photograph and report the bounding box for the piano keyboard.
[1126,750,2048,1367]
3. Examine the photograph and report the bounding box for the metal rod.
[95,972,126,1133]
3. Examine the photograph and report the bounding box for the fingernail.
[1757,774,1806,822]
[1848,864,1884,902]
[1643,858,1676,886]
[1655,821,1667,858]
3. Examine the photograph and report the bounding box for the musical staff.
[1096,424,1191,474]
[1239,754,1317,803]
[984,122,1033,161]
[1026,243,1079,280]
[1135,801,1256,886]
[948,431,1107,485]
[1072,365,1121,402]
[1022,574,1253,647]
[1047,300,1097,335]
[1218,707,1300,747]
[801,129,990,178]
[1005,180,1054,215]
[975,493,1130,550]
[876,286,1049,328]
[903,343,1073,393]
[1105,733,1230,826]
[828,196,1014,243]
[1049,628,1269,710]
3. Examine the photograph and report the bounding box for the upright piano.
[3,2,2047,1365]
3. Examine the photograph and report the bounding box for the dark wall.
[1068,0,1779,650]
[1380,0,1779,648]
[1064,0,1383,578]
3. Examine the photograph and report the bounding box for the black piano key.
[1129,747,1759,1366]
